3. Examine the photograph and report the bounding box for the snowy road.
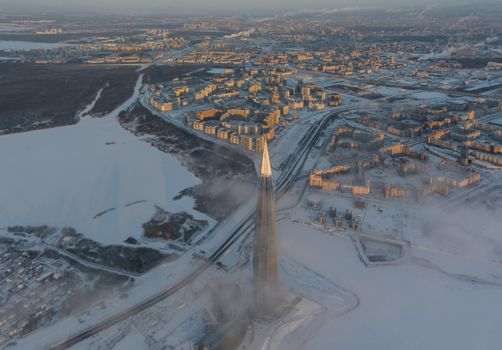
[42,243,140,278]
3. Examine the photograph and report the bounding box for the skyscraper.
[253,141,279,315]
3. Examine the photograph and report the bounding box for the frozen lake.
[0,76,213,245]
[0,40,69,51]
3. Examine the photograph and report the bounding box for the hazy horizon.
[2,0,500,16]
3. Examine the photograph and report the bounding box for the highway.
[48,108,342,350]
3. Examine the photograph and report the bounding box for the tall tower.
[253,141,279,315]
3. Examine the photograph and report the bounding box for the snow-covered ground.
[275,219,502,350]
[4,66,502,349]
[0,76,213,245]
[246,159,502,350]
[0,40,69,51]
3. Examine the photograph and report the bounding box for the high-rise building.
[253,142,279,315]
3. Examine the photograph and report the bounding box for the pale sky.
[1,0,493,15]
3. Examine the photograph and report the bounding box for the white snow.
[408,91,448,101]
[277,221,502,350]
[111,326,148,350]
[0,40,69,51]
[0,76,213,245]
[78,88,103,118]
[207,68,230,74]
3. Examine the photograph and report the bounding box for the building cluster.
[86,56,153,64]
[310,112,486,202]
[92,36,186,54]
[35,28,63,35]
[343,98,502,169]
[0,243,75,345]
[164,49,254,65]
[310,147,481,202]
[487,61,502,70]
[306,200,361,231]
[427,120,502,166]
[385,105,482,139]
[84,30,186,64]
[2,28,186,65]
[318,207,360,231]
[415,160,481,201]
[148,68,342,152]
[255,49,402,75]
[183,21,241,31]
[309,165,372,196]
[328,126,385,153]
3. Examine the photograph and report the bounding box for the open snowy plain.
[0,76,213,245]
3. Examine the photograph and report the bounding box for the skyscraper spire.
[253,141,279,315]
[260,141,272,177]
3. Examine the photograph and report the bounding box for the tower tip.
[260,141,272,177]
